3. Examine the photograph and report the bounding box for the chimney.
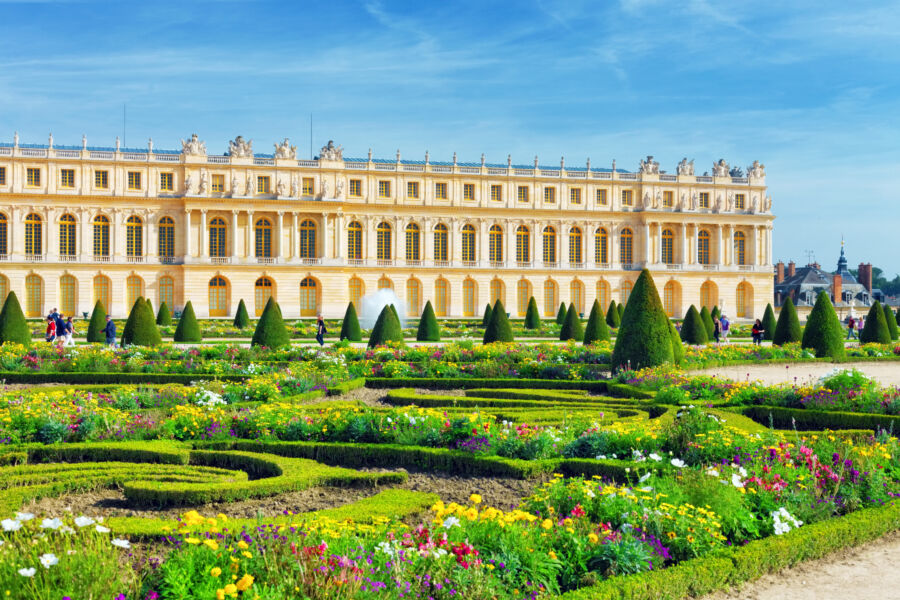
[858,263,873,292]
[811,262,820,270]
[788,261,796,277]
[832,274,842,304]
[776,261,785,284]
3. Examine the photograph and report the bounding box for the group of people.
[711,314,731,344]
[846,316,865,339]
[44,308,75,346]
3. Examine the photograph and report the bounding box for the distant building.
[774,244,883,309]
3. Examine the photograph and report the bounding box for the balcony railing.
[516,261,532,268]
[542,261,558,268]
[376,259,395,267]
[702,264,719,271]
[433,260,450,268]
[405,259,422,267]
[58,254,78,262]
[126,256,145,263]
[595,262,611,269]
[93,255,111,263]
[665,263,682,270]
[738,264,754,271]
[211,256,232,265]
[347,258,365,266]
[159,256,177,264]
[300,257,322,266]
[461,260,478,268]
[568,261,585,269]
[24,254,45,262]
[256,257,276,265]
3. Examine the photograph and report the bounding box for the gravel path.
[691,361,900,387]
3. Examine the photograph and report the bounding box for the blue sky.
[1,0,899,274]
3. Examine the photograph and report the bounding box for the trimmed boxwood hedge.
[741,405,900,432]
[173,300,202,342]
[482,302,493,327]
[120,298,162,347]
[367,377,610,392]
[583,299,610,345]
[368,304,404,348]
[252,297,290,348]
[773,297,802,346]
[761,303,777,341]
[0,372,248,384]
[0,291,30,346]
[606,300,620,329]
[680,305,708,345]
[416,301,440,342]
[524,296,541,329]
[483,299,514,344]
[884,302,899,341]
[611,269,674,371]
[155,302,172,326]
[233,299,251,329]
[699,305,715,339]
[340,302,363,342]
[860,300,891,345]
[86,300,107,343]
[559,303,584,341]
[801,291,845,358]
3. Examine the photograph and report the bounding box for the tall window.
[516,226,530,263]
[158,276,174,310]
[595,228,608,264]
[126,216,143,258]
[697,230,711,265]
[25,274,42,317]
[349,179,362,197]
[257,176,270,194]
[255,218,273,258]
[433,224,448,261]
[406,279,421,317]
[663,191,674,207]
[347,221,362,260]
[461,224,476,262]
[93,215,110,257]
[569,188,582,204]
[376,222,392,260]
[0,213,7,256]
[620,280,633,305]
[462,279,476,316]
[208,276,228,317]
[159,173,174,192]
[435,279,449,317]
[543,280,557,317]
[699,192,710,208]
[59,214,76,256]
[209,217,227,258]
[405,223,420,261]
[490,185,502,201]
[735,194,746,210]
[349,278,363,310]
[621,190,633,206]
[0,275,8,304]
[378,277,393,290]
[300,219,317,259]
[435,182,448,200]
[211,174,224,192]
[619,228,633,264]
[490,279,504,305]
[700,281,717,310]
[59,275,76,316]
[596,280,611,311]
[158,217,175,258]
[568,227,582,264]
[516,280,531,316]
[302,178,315,195]
[255,277,274,316]
[570,280,584,314]
[463,183,475,200]
[0,167,6,186]
[596,189,608,205]
[126,275,144,311]
[60,169,75,188]
[127,171,142,190]
[407,181,419,199]
[26,168,41,187]
[488,225,503,263]
[25,213,42,256]
[543,187,556,203]
[93,276,111,313]
[94,170,108,189]
[517,186,528,202]
[663,281,677,317]
[378,180,391,198]
[542,226,556,264]
[734,231,746,265]
[661,228,674,265]
[736,282,751,318]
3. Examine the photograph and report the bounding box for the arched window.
[620,280,633,305]
[434,278,449,317]
[405,223,420,261]
[92,215,110,257]
[300,219,317,259]
[59,274,76,316]
[158,276,174,310]
[490,279,504,306]
[543,279,558,317]
[700,280,717,310]
[255,277,274,316]
[663,280,678,317]
[378,276,393,290]
[516,279,532,316]
[698,230,711,265]
[542,226,556,264]
[570,280,584,314]
[158,217,175,258]
[0,275,8,304]
[595,228,608,265]
[596,279,611,311]
[0,213,7,256]
[569,227,582,264]
[736,282,752,318]
[619,228,633,265]
[462,279,476,316]
[489,225,503,263]
[25,274,42,317]
[376,222,392,260]
[461,224,476,262]
[93,275,111,313]
[734,231,746,265]
[433,224,448,262]
[59,214,76,257]
[25,213,42,257]
[347,221,362,260]
[209,217,227,258]
[661,228,674,265]
[349,277,364,310]
[516,226,530,263]
[406,278,421,317]
[208,276,228,317]
[255,218,273,258]
[126,216,143,258]
[126,275,144,311]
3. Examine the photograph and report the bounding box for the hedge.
[0,372,248,384]
[761,303,777,341]
[773,297,802,346]
[605,300,620,329]
[801,291,845,358]
[524,297,541,329]
[0,291,31,346]
[680,305,708,345]
[233,299,251,329]
[483,299,514,343]
[560,303,584,342]
[252,297,290,348]
[156,302,172,326]
[366,377,611,392]
[583,299,610,345]
[416,301,441,341]
[482,302,493,327]
[86,300,107,343]
[340,302,363,342]
[741,405,900,432]
[326,377,367,396]
[121,297,162,347]
[173,300,202,342]
[611,269,674,371]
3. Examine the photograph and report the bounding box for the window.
[92,215,110,257]
[619,228,633,264]
[735,194,745,210]
[736,282,752,318]
[433,224,448,261]
[435,182,448,200]
[596,280,611,311]
[489,225,503,263]
[569,188,582,204]
[300,219,317,259]
[347,221,362,260]
[490,279,504,305]
[516,226,530,263]
[60,169,75,188]
[663,191,673,207]
[596,189,607,205]
[378,180,391,198]
[211,174,224,193]
[208,276,228,317]
[517,186,528,202]
[159,172,174,192]
[542,226,556,264]
[59,214,76,256]
[620,280,633,305]
[490,185,502,201]
[570,280,584,314]
[25,213,42,256]
[376,222,392,260]
[543,187,556,203]
[158,276,174,310]
[663,281,678,317]
[0,167,5,186]
[435,279,449,316]
[621,190,633,206]
[516,280,531,316]
[93,276,111,313]
[257,176,270,194]
[127,171,142,190]
[349,278,363,310]
[698,230,710,265]
[126,275,144,311]
[462,279,476,316]
[569,227,582,264]
[94,170,108,189]
[255,218,273,258]
[700,281,717,310]
[255,277,274,316]
[734,231,746,265]
[0,275,7,304]
[378,276,393,290]
[595,228,608,264]
[543,280,558,317]
[25,274,42,317]
[126,216,143,257]
[158,217,175,258]
[26,168,41,187]
[405,223,420,261]
[407,181,419,199]
[463,183,475,201]
[302,177,315,195]
[406,279,421,317]
[699,192,710,208]
[661,228,674,264]
[209,217,227,258]
[349,179,362,197]
[0,214,6,256]
[60,275,76,316]
[461,224,476,262]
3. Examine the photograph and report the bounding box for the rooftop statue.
[319,140,343,161]
[638,155,659,175]
[228,136,253,158]
[712,159,729,177]
[676,158,694,176]
[274,138,297,159]
[748,160,766,178]
[181,133,207,156]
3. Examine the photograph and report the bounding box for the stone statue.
[184,173,193,194]
[690,193,698,210]
[729,166,744,178]
[715,194,723,212]
[274,138,297,159]
[748,160,766,178]
[654,191,661,209]
[82,135,87,150]
[320,177,329,198]
[246,170,253,195]
[336,179,344,198]
[748,195,758,214]
[231,175,240,197]
[48,133,53,148]
[642,192,650,209]
[676,158,694,176]
[319,140,343,161]
[712,159,729,177]
[290,176,299,198]
[228,136,253,158]
[678,192,686,211]
[639,155,659,175]
[181,133,206,156]
[199,172,208,194]
[725,192,733,211]
[276,179,286,196]
[763,195,772,212]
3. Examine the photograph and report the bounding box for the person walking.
[45,316,57,343]
[720,314,730,343]
[713,317,721,344]
[847,316,857,339]
[752,319,764,345]
[55,313,67,347]
[104,315,117,347]
[857,317,864,339]
[64,317,75,347]
[315,314,327,347]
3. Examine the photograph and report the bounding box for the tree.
[482,303,493,327]
[699,306,715,339]
[611,269,674,371]
[761,304,777,341]
[556,303,567,325]
[583,300,610,346]
[251,296,290,348]
[860,301,891,344]
[711,305,721,320]
[233,299,250,329]
[559,303,584,341]
[483,299,514,344]
[173,301,202,342]
[339,302,362,342]
[668,319,685,365]
[0,292,31,346]
[145,299,153,317]
[616,303,625,322]
[896,307,900,328]
[679,305,708,345]
[524,297,541,330]
[773,297,802,346]
[882,303,899,341]
[120,298,162,347]
[156,302,172,326]
[605,301,620,329]
[86,301,107,343]
[416,301,441,342]
[801,291,845,358]
[368,304,403,348]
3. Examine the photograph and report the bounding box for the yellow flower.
[236,574,254,591]
[185,537,201,545]
[216,590,225,600]
[666,531,676,539]
[204,539,220,551]
[210,567,222,577]
[242,551,253,559]
[469,494,482,505]
[548,551,558,560]
[588,533,599,544]
[541,519,553,530]
[237,541,249,550]
[224,584,237,595]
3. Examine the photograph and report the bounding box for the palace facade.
[0,134,774,320]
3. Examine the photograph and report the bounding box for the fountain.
[358,288,406,330]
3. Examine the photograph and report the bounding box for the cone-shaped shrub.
[762,304,777,341]
[482,303,493,327]
[0,292,30,346]
[416,301,441,342]
[583,300,610,345]
[556,303,567,325]
[617,303,625,321]
[251,296,290,348]
[173,301,202,342]
[606,301,620,328]
[483,299,514,344]
[611,270,674,371]
[86,301,107,343]
[711,305,721,320]
[801,291,845,358]
[699,306,715,339]
[368,304,404,348]
[559,303,584,341]
[156,302,172,326]
[883,303,898,341]
[680,305,708,345]
[121,298,162,347]
[524,297,541,330]
[668,319,685,365]
[389,303,399,324]
[896,308,900,328]
[773,297,802,346]
[145,299,153,317]
[339,302,362,342]
[233,299,250,329]
[860,301,891,344]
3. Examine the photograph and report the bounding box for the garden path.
[691,362,900,387]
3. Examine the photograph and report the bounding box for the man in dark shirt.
[104,315,117,347]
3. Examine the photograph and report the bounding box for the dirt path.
[691,361,900,387]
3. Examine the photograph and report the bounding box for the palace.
[0,134,774,320]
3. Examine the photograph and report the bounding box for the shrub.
[339,302,363,342]
[896,308,900,328]
[883,303,899,341]
[482,303,493,327]
[173,301,202,342]
[668,319,685,365]
[0,291,31,346]
[156,302,172,326]
[680,305,708,345]
[233,299,250,329]
[389,303,400,323]
[617,303,624,322]
[86,301,107,343]
[524,297,541,330]
[368,304,403,348]
[120,298,162,347]
[711,305,721,320]
[606,301,620,328]
[860,301,891,344]
[483,299,514,344]
[801,291,845,358]
[773,297,802,346]
[611,269,674,371]
[559,303,584,341]
[583,300,610,345]
[145,299,153,317]
[699,305,715,339]
[416,301,441,342]
[251,296,290,348]
[762,303,777,341]
[556,302,567,325]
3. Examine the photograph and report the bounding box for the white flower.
[595,454,607,460]
[640,486,654,492]
[40,517,63,530]
[74,516,95,528]
[706,468,720,477]
[638,472,651,483]
[111,538,131,549]
[39,553,58,568]
[15,512,34,521]
[648,453,662,462]
[731,474,744,488]
[95,525,111,533]
[739,466,748,477]
[442,516,461,529]
[1,518,22,532]
[18,567,36,577]
[671,458,686,468]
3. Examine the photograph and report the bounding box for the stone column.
[47,208,58,260]
[200,210,208,259]
[183,209,192,260]
[717,225,724,265]
[276,211,284,259]
[681,223,688,266]
[585,221,595,265]
[750,225,758,266]
[291,212,299,260]
[695,226,701,265]
[336,213,344,260]
[643,221,651,266]
[322,213,331,260]
[609,222,619,268]
[79,208,90,259]
[506,219,516,266]
[111,209,121,258]
[448,218,457,263]
[247,211,255,259]
[148,211,157,258]
[479,218,488,265]
[7,207,18,260]
[230,210,239,258]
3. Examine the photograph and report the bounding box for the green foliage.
[668,318,685,365]
[699,305,715,339]
[368,304,403,348]
[896,308,900,328]
[860,301,891,344]
[120,298,162,347]
[86,301,107,343]
[524,296,541,329]
[339,302,363,342]
[483,299,514,344]
[0,292,30,346]
[233,299,250,329]
[680,305,709,345]
[883,303,899,341]
[583,299,610,345]
[155,302,172,326]
[251,296,290,348]
[606,300,621,328]
[559,303,584,341]
[145,299,153,317]
[556,302,567,324]
[482,303,493,327]
[173,301,202,342]
[416,301,441,342]
[611,269,674,371]
[617,302,625,321]
[389,303,400,323]
[711,305,721,320]
[762,303,777,341]
[801,291,845,358]
[773,297,802,346]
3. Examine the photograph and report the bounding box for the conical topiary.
[233,299,250,329]
[251,296,290,348]
[711,305,721,320]
[0,291,31,346]
[680,305,708,345]
[668,319,685,365]
[860,301,891,345]
[368,304,404,348]
[483,299,514,344]
[120,297,162,347]
[145,299,153,317]
[761,303,777,341]
[173,300,202,342]
[896,308,900,328]
[86,301,107,343]
[882,303,898,341]
[482,303,493,327]
[339,302,362,342]
[559,303,584,341]
[524,297,541,330]
[606,301,620,328]
[801,291,845,358]
[617,303,624,321]
[611,270,674,371]
[389,303,400,324]
[583,300,610,346]
[416,301,440,342]
[156,302,172,326]
[556,303,567,325]
[773,297,802,346]
[699,306,715,339]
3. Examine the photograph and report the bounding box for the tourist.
[752,319,764,345]
[713,317,721,344]
[48,307,59,321]
[847,316,857,339]
[64,317,75,347]
[857,317,864,338]
[104,315,117,347]
[45,316,56,343]
[55,312,67,347]
[720,314,730,343]
[315,314,327,346]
